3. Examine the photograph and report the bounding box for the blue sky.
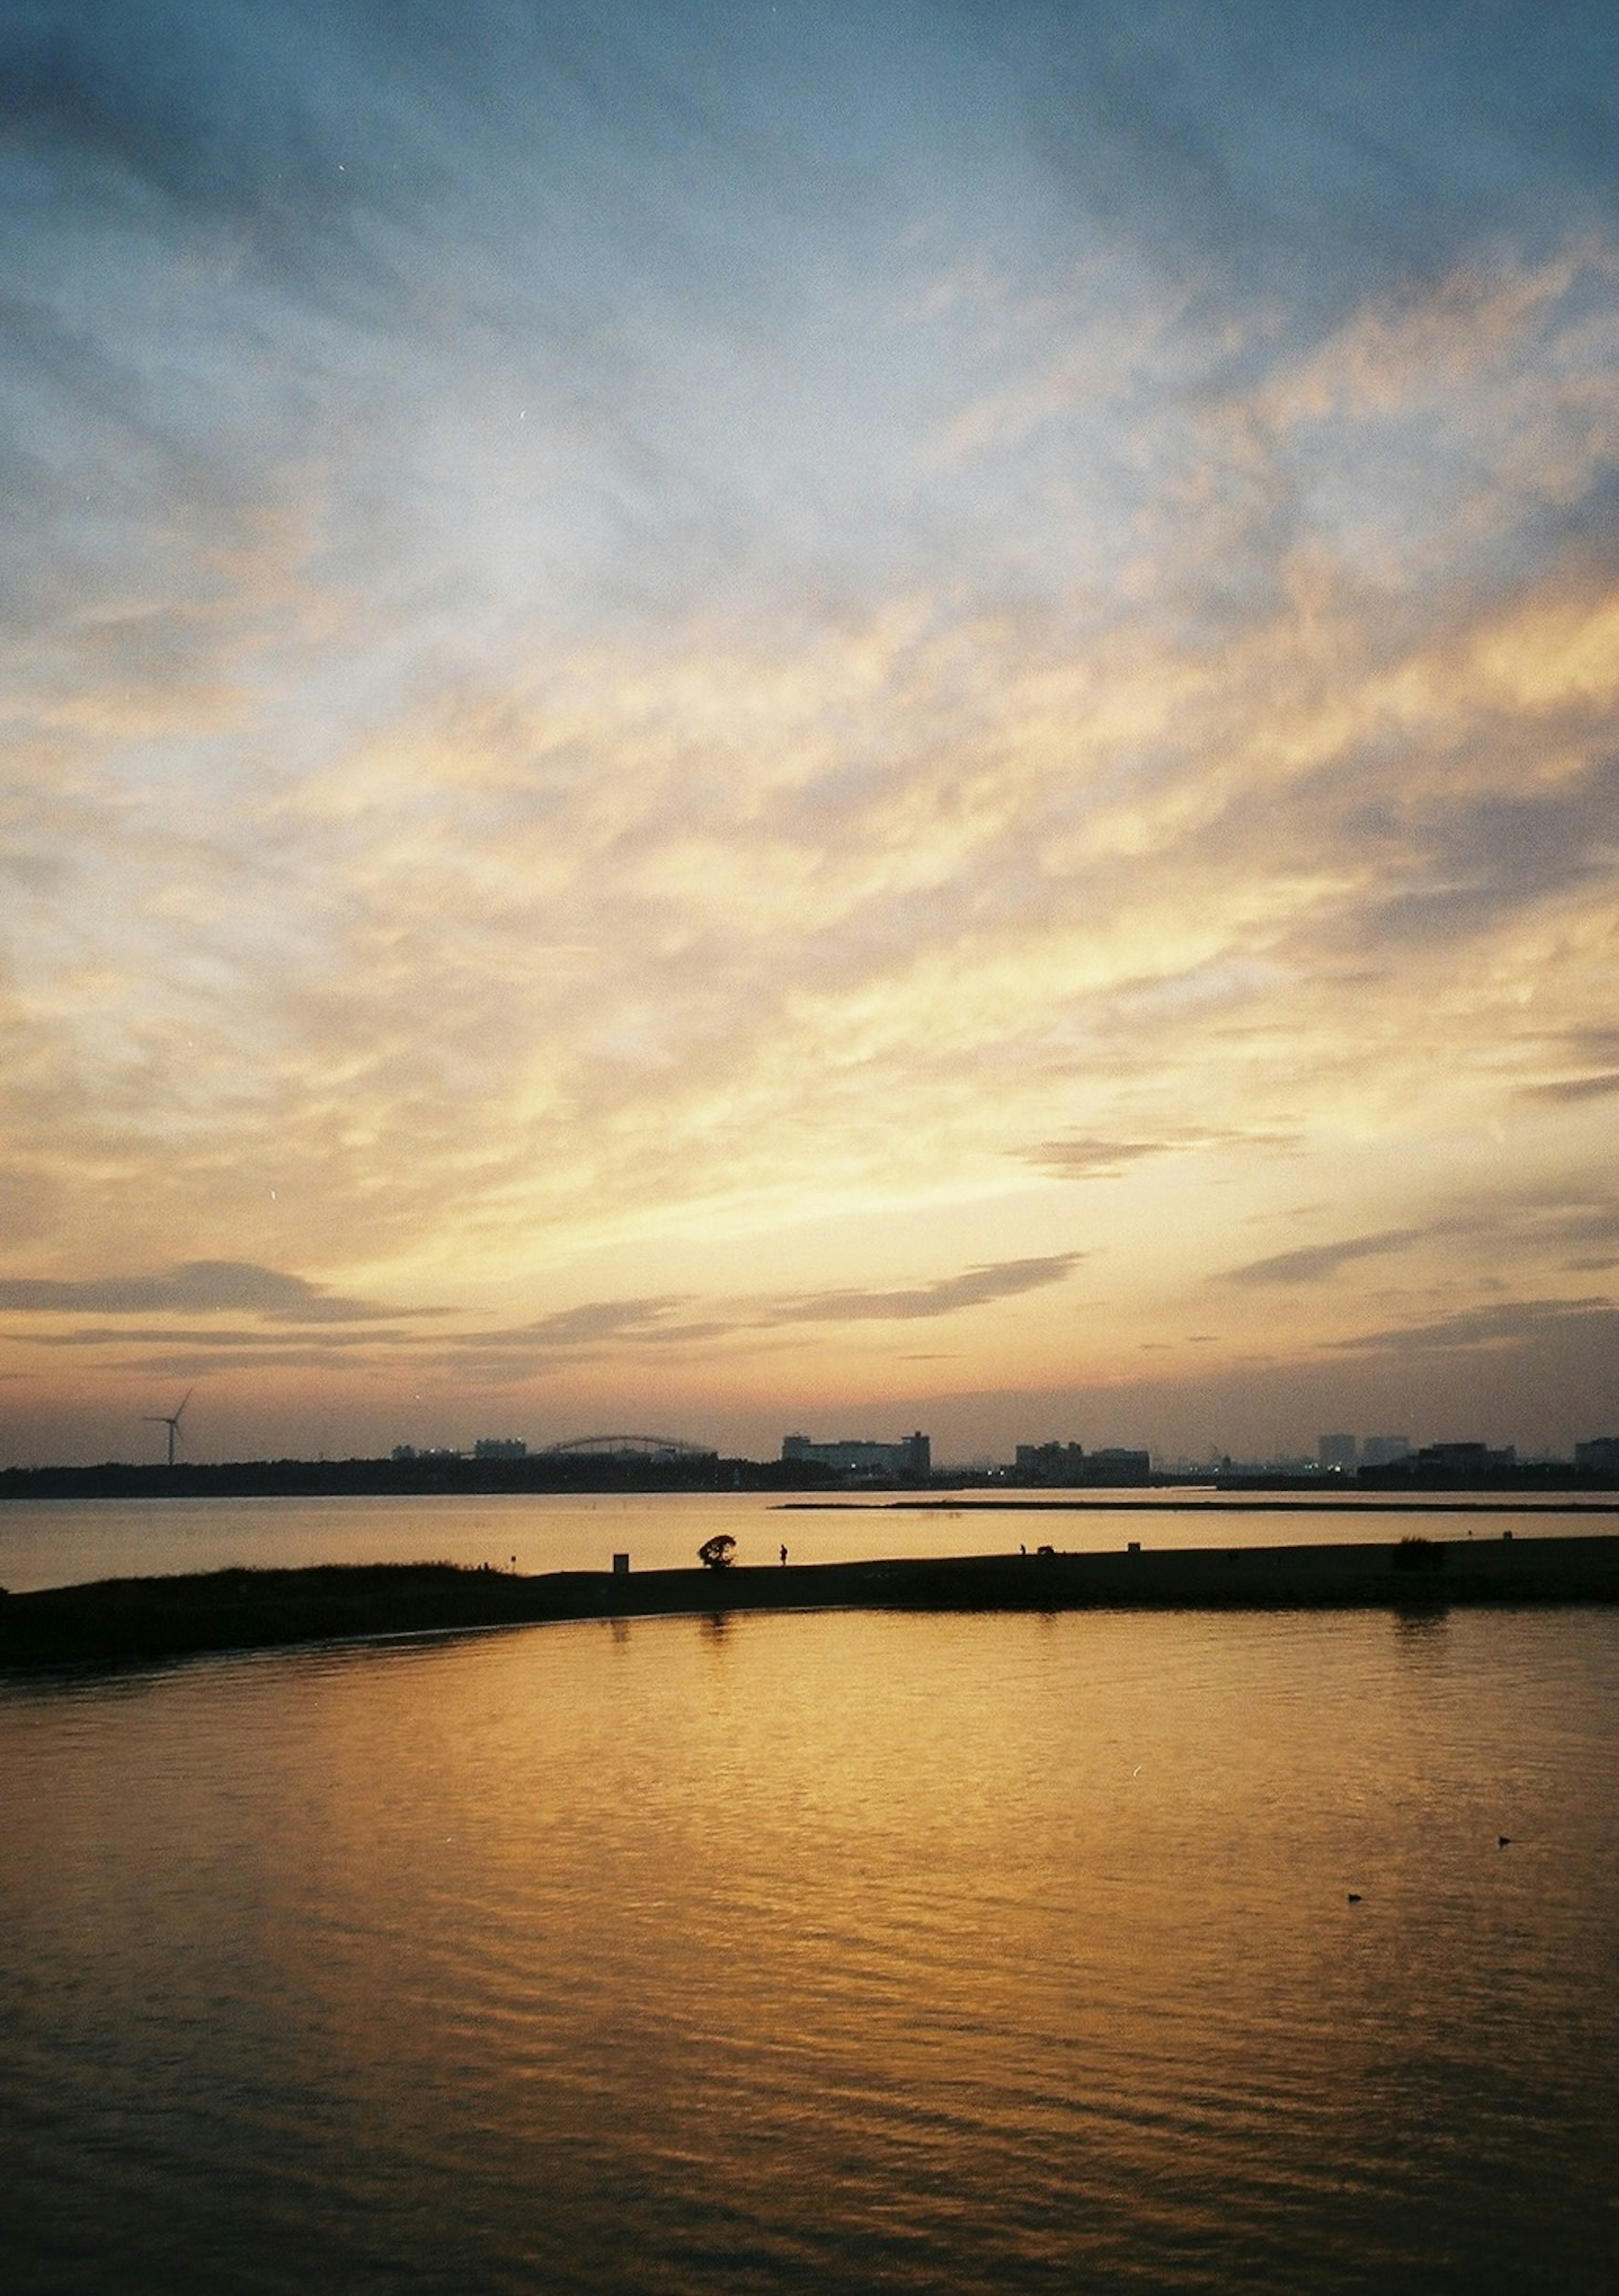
[3,1,1618,1463]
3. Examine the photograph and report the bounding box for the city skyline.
[19,1380,1619,1478]
[4,3,1618,1468]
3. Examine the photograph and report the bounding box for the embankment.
[2,1535,1618,1669]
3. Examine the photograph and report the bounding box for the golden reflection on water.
[3,1485,1616,1593]
[2,1606,1616,2293]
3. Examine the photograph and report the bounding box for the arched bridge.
[539,1433,717,1461]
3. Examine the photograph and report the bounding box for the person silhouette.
[780,1544,788,1566]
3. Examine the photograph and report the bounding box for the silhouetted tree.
[1393,1534,1445,1573]
[697,1533,737,1571]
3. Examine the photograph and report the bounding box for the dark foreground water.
[3,1598,1616,2293]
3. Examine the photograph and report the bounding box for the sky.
[3,0,1618,1468]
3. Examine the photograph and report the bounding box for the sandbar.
[2,1534,1617,1669]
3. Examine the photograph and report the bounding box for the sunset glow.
[4,3,1617,1464]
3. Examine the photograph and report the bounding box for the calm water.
[2,1555,1616,2293]
[1,1486,1614,1594]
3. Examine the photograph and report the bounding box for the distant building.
[781,1431,930,1483]
[1360,1434,1411,1467]
[1014,1441,1150,1486]
[473,1437,527,1460]
[1318,1432,1358,1473]
[1016,1441,1089,1485]
[1418,1441,1515,1472]
[1575,1437,1619,1475]
[1089,1447,1151,1484]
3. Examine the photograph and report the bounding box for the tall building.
[1016,1440,1088,1485]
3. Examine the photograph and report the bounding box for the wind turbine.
[143,1388,193,1467]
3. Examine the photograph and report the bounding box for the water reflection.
[1392,1606,1451,1646]
[3,1485,1614,1595]
[1,1606,1615,2294]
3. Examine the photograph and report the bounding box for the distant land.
[2,1448,1616,1504]
[0,1453,819,1502]
[4,1536,1619,1670]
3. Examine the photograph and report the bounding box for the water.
[2,1544,1616,2293]
[1,1486,1613,1595]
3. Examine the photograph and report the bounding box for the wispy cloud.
[1019,1139,1171,1179]
[1220,1231,1428,1286]
[508,1298,688,1346]
[1328,1297,1617,1355]
[765,1254,1084,1324]
[1022,1130,1299,1179]
[1217,1192,1619,1290]
[449,1256,1088,1362]
[28,1325,429,1351]
[5,1252,1090,1394]
[0,1261,441,1322]
[1519,1071,1619,1104]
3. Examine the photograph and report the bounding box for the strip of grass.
[3,1541,1617,1671]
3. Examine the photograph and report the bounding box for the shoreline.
[783,1497,1619,1515]
[3,1534,1618,1670]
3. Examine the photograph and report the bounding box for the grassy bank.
[3,1535,1618,1670]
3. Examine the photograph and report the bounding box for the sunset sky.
[3,0,1617,1466]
